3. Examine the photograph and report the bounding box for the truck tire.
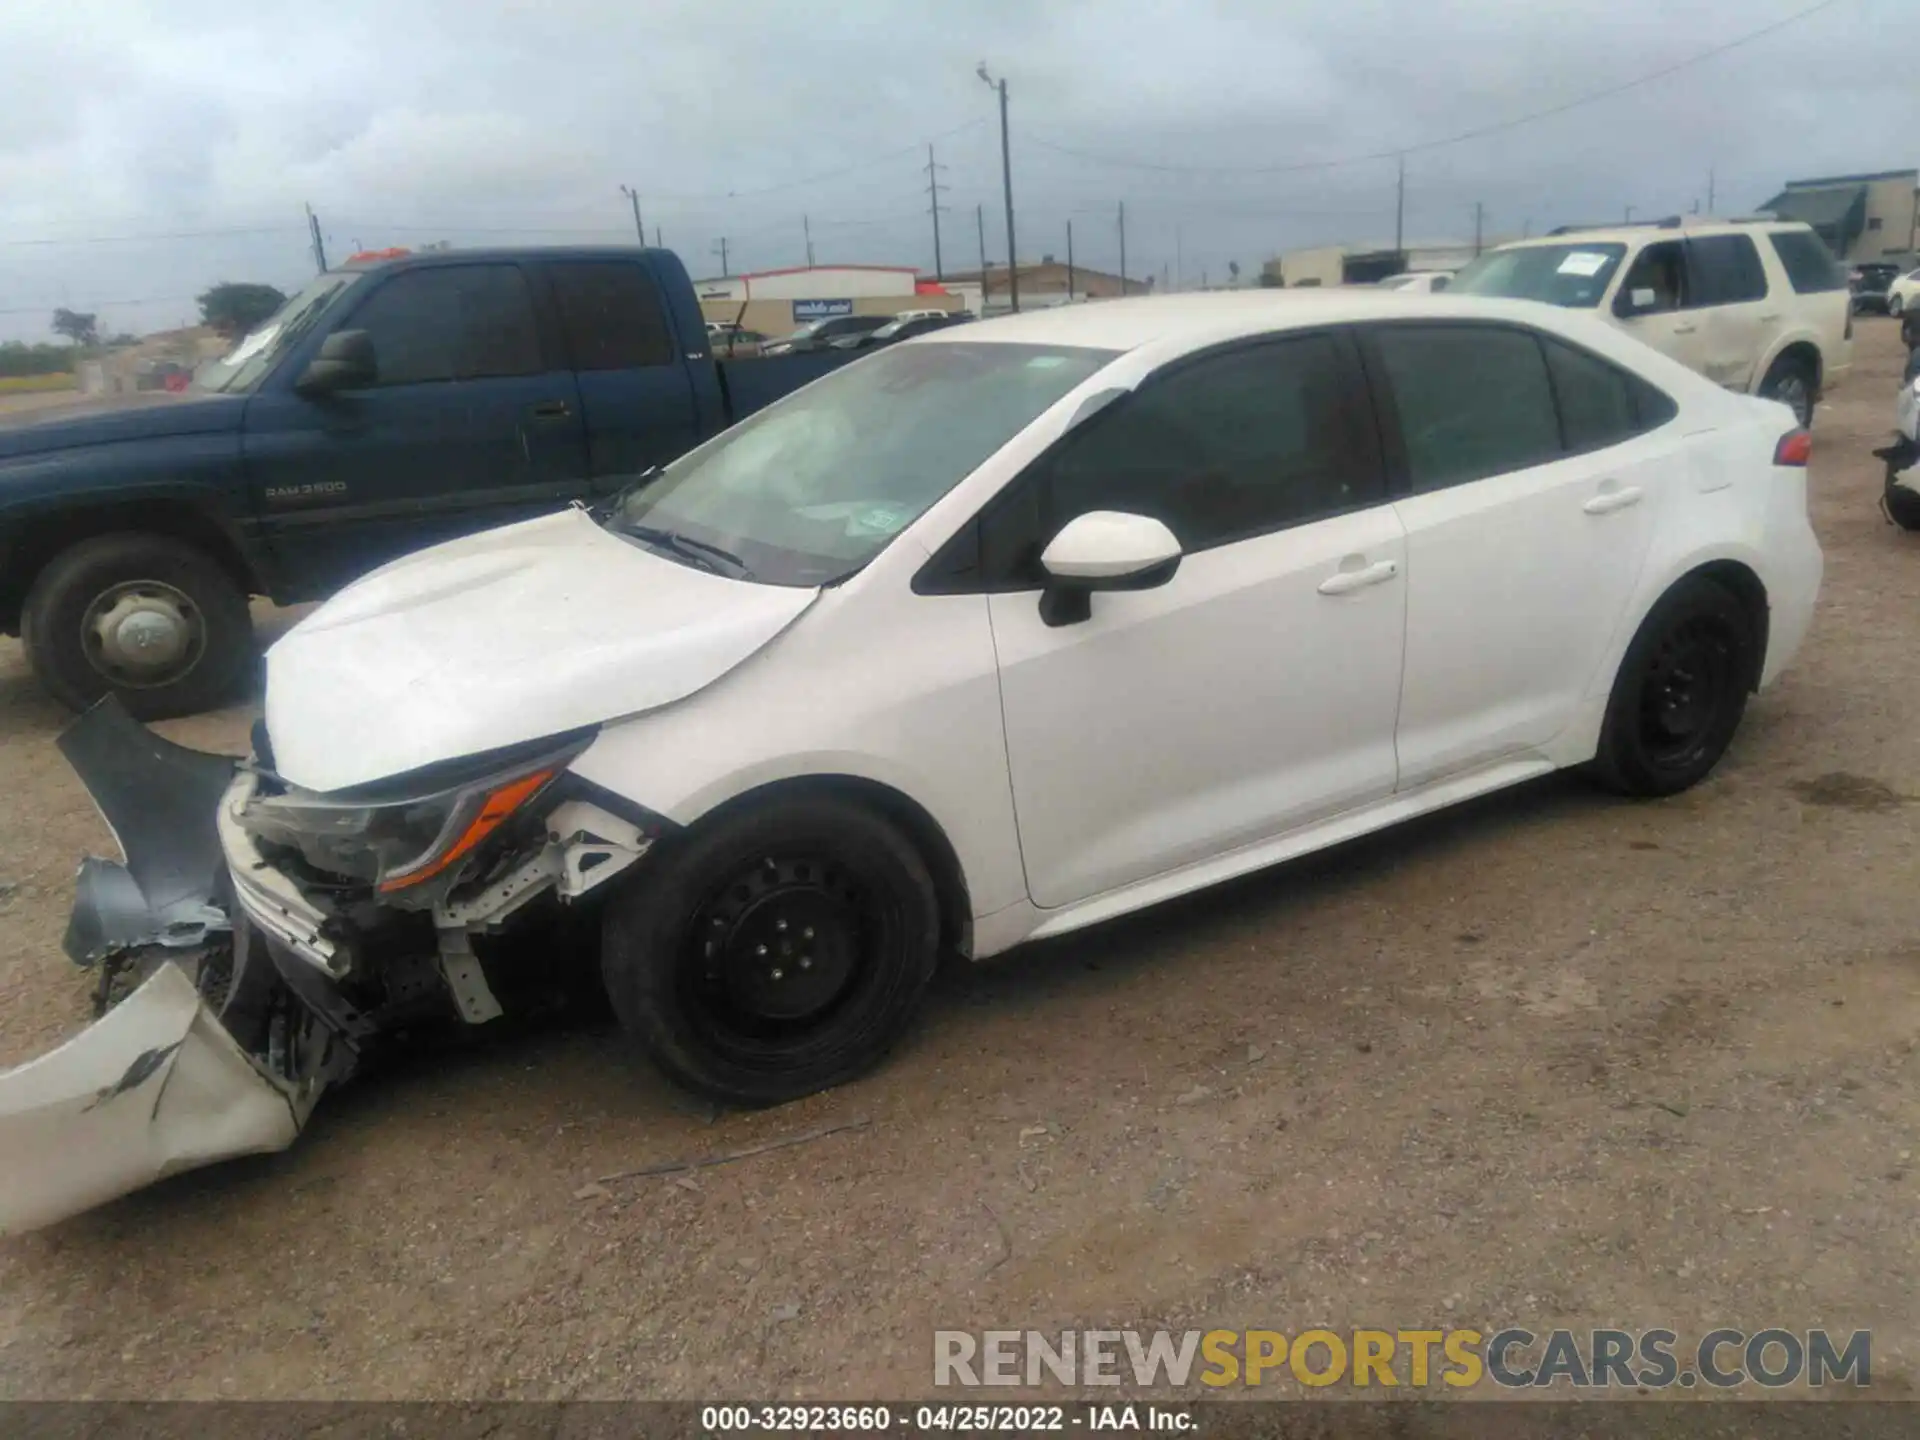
[601,793,941,1107]
[22,533,254,719]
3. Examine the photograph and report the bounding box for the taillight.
[1774,429,1812,466]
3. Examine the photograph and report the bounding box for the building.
[1261,240,1495,289]
[1759,170,1919,262]
[695,265,964,336]
[936,260,1152,315]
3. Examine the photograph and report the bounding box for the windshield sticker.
[849,503,912,537]
[223,323,281,368]
[1557,251,1610,277]
[1026,355,1069,368]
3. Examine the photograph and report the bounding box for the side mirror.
[1614,286,1659,319]
[1037,510,1182,627]
[295,329,376,394]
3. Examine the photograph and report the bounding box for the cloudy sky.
[0,0,1906,341]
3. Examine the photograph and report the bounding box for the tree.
[1228,260,1241,285]
[51,309,100,347]
[197,282,287,338]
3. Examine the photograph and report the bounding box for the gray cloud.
[0,0,1902,340]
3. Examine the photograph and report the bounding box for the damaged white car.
[2,292,1822,1230]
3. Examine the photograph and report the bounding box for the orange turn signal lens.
[377,769,555,893]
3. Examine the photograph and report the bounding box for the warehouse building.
[696,265,964,337]
[938,260,1151,315]
[1759,170,1919,262]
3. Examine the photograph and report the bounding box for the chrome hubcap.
[81,581,204,686]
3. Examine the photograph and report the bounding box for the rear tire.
[601,794,941,1106]
[21,533,254,719]
[1892,294,1906,318]
[1589,577,1756,798]
[1757,355,1816,429]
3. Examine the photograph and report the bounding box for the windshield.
[1448,243,1627,308]
[193,272,361,394]
[612,340,1117,586]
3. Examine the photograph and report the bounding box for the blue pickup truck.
[0,247,853,718]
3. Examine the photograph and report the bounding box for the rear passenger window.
[1688,235,1769,305]
[1371,326,1562,492]
[548,261,675,370]
[1544,338,1651,451]
[1767,230,1848,293]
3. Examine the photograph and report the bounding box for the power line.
[0,296,196,316]
[2,226,300,247]
[1022,0,1846,177]
[643,119,986,201]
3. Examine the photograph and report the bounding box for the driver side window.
[979,334,1382,585]
[1618,241,1687,315]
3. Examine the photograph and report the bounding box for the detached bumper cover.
[0,961,315,1234]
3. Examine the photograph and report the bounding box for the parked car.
[0,247,859,719]
[1,290,1822,1230]
[828,312,971,349]
[1886,266,1920,316]
[709,327,771,357]
[1450,219,1851,427]
[761,315,893,355]
[1378,271,1452,293]
[1850,262,1903,313]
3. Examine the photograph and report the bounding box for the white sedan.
[1889,267,1920,316]
[2,290,1823,1228]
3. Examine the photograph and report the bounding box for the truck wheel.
[21,533,254,719]
[1588,576,1756,798]
[601,794,941,1107]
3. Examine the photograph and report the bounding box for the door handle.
[527,399,572,420]
[1672,323,1698,335]
[1583,485,1644,515]
[1317,558,1399,596]
[1760,312,1782,323]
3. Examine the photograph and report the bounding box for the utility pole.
[1394,153,1406,258]
[1473,201,1484,257]
[924,144,949,281]
[1707,165,1717,215]
[1625,205,1636,223]
[978,63,1019,313]
[713,237,730,277]
[1066,220,1075,302]
[1175,226,1183,291]
[654,225,662,248]
[304,203,327,273]
[976,203,989,308]
[620,185,645,246]
[1118,201,1127,294]
[803,214,815,268]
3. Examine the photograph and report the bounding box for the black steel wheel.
[601,794,940,1105]
[1590,576,1756,798]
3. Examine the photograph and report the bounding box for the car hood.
[0,392,246,460]
[264,508,820,793]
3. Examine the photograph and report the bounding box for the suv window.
[1768,230,1848,293]
[549,261,674,369]
[1370,326,1563,492]
[347,265,542,385]
[976,335,1380,583]
[1688,235,1769,305]
[1617,241,1688,315]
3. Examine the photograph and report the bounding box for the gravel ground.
[2,322,1918,1401]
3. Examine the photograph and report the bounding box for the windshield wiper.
[623,525,753,579]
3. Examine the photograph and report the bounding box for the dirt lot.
[3,323,1919,1402]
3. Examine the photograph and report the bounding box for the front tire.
[601,794,941,1106]
[1892,294,1906,318]
[1589,577,1756,798]
[21,533,254,719]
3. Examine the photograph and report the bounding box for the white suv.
[1450,220,1851,426]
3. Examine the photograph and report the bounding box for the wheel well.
[1688,559,1770,690]
[694,775,975,959]
[1766,340,1823,392]
[0,502,260,634]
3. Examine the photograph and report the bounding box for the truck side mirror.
[295,330,377,394]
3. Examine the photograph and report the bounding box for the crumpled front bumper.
[0,700,334,1235]
[0,961,316,1233]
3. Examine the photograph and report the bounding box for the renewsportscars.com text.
[933,1327,1871,1390]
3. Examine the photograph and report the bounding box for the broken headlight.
[238,733,594,895]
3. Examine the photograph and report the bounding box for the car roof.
[932,289,1610,355]
[1492,219,1809,250]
